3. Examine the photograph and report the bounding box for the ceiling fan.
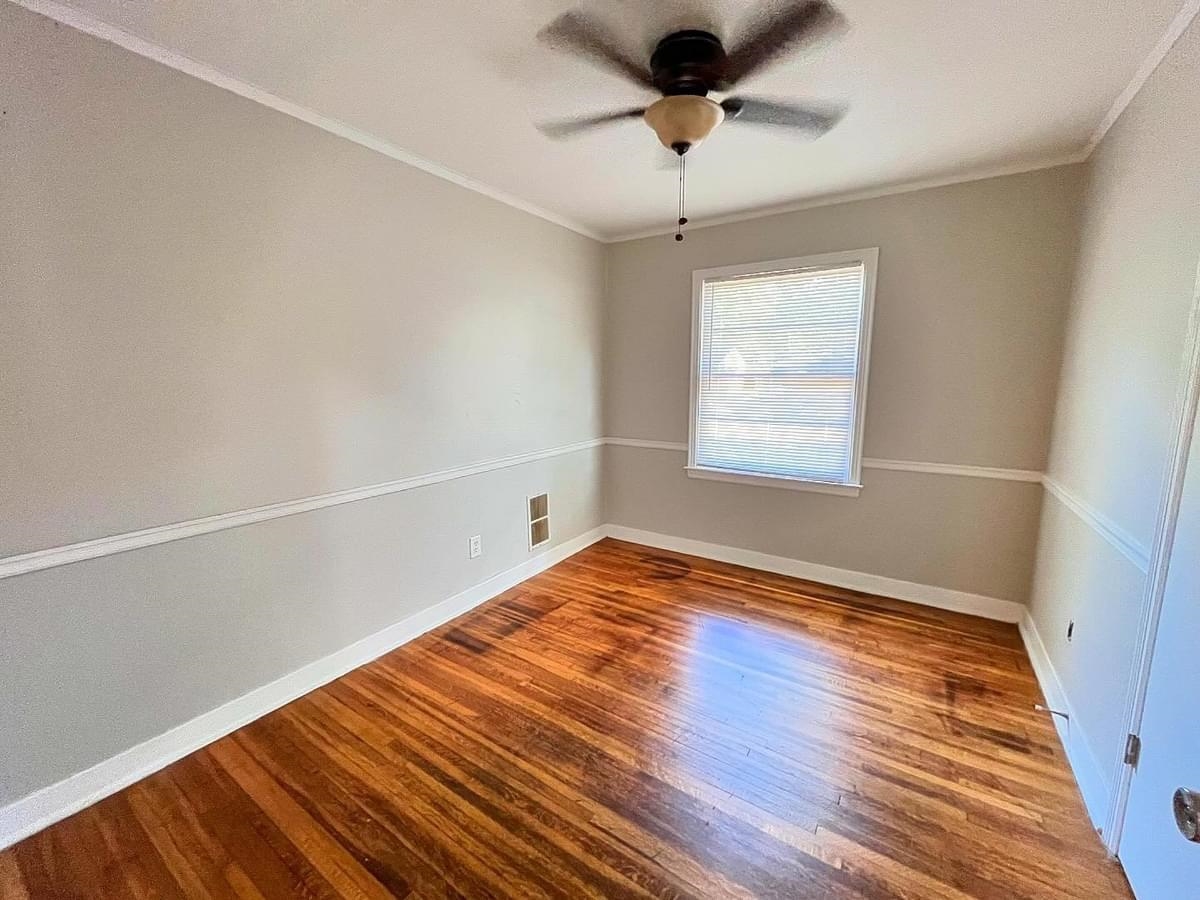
[537,1,846,146]
[535,1,847,239]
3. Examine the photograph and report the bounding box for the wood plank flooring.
[0,538,1131,899]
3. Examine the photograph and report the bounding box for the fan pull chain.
[675,152,688,242]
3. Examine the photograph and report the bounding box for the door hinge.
[1124,733,1142,767]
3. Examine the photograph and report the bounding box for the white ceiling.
[27,0,1192,239]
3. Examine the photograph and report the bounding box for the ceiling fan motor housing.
[650,30,728,96]
[645,30,729,154]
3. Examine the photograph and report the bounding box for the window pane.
[696,263,865,483]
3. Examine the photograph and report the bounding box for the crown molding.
[606,152,1090,242]
[1084,0,1200,156]
[14,0,1198,245]
[597,0,1200,242]
[10,0,606,242]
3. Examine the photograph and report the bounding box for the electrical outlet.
[1067,620,1075,642]
[468,535,482,559]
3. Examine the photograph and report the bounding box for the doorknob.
[1174,788,1200,842]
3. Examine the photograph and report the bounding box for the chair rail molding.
[1040,476,1152,573]
[605,437,1043,482]
[0,526,609,849]
[1103,256,1200,854]
[0,438,605,580]
[6,437,1156,582]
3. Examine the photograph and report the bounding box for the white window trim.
[686,248,879,497]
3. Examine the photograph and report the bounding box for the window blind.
[694,262,867,484]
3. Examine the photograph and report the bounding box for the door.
[1119,416,1200,898]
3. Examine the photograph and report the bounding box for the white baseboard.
[0,521,1032,849]
[615,526,1114,833]
[605,525,1024,623]
[0,526,606,850]
[1018,611,1111,832]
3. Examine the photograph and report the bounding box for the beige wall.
[1028,17,1200,817]
[0,5,604,807]
[0,449,602,806]
[606,445,1044,603]
[604,167,1086,604]
[0,3,603,556]
[5,0,1195,834]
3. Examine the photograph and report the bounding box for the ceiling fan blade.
[721,97,843,134]
[722,1,845,86]
[538,11,656,89]
[536,108,646,139]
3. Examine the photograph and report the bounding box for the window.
[687,249,877,496]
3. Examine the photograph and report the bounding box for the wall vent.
[528,493,550,550]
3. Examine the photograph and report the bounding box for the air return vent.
[528,493,550,550]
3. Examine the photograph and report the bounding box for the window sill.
[684,466,862,497]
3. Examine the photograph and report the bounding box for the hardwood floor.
[0,538,1131,899]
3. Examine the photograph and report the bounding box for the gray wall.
[6,0,1193,829]
[0,5,604,806]
[604,167,1086,604]
[1,4,603,555]
[1,450,601,805]
[606,446,1043,602]
[1028,17,1200,814]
